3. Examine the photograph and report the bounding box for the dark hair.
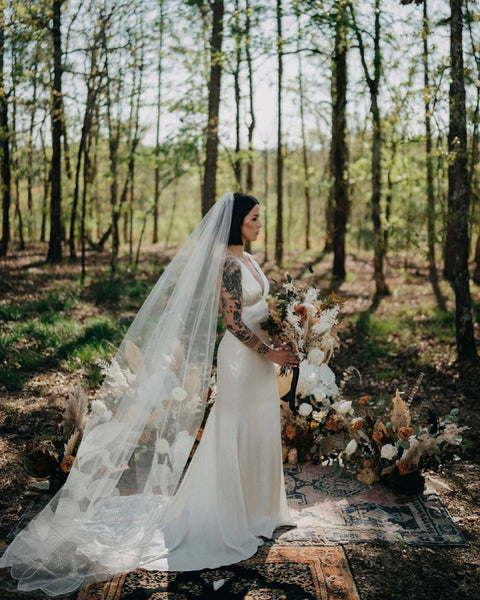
[228,193,259,245]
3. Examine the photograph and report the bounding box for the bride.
[0,192,298,595]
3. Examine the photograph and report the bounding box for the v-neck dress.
[139,253,293,570]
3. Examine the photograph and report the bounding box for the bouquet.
[262,275,341,370]
[262,275,342,409]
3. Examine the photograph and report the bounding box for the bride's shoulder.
[223,254,242,272]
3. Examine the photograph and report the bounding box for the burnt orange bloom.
[372,430,384,444]
[398,427,413,440]
[285,424,297,440]
[139,428,152,444]
[351,419,363,432]
[61,455,75,473]
[294,305,307,319]
[398,459,413,474]
[358,396,371,405]
[326,417,338,432]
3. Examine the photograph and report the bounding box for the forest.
[0,2,480,599]
[0,0,479,363]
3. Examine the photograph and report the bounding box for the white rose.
[156,437,170,455]
[312,409,328,422]
[90,399,112,422]
[333,400,352,415]
[312,388,327,403]
[344,439,358,456]
[381,443,398,460]
[298,402,313,417]
[307,348,325,366]
[172,387,187,402]
[91,399,107,416]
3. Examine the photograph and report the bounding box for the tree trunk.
[202,0,224,216]
[39,131,49,243]
[245,0,255,193]
[297,14,312,252]
[263,145,269,262]
[349,0,389,297]
[331,7,349,279]
[152,0,165,244]
[447,0,477,360]
[27,49,39,241]
[0,2,10,258]
[47,0,65,263]
[275,0,284,266]
[422,0,445,308]
[233,0,242,189]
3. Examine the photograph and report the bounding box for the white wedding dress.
[1,252,293,593]
[141,253,294,570]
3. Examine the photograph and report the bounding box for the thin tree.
[422,0,445,307]
[275,0,284,266]
[152,0,165,244]
[245,0,255,192]
[331,3,349,279]
[47,0,66,263]
[232,0,242,188]
[0,0,10,257]
[202,0,224,216]
[446,0,477,360]
[349,0,389,297]
[295,9,312,251]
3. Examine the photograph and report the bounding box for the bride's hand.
[268,347,299,368]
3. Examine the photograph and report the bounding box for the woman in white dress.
[0,192,297,595]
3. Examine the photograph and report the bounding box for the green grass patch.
[0,290,76,323]
[354,312,403,362]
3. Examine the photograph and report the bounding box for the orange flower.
[398,427,413,440]
[285,424,297,440]
[372,430,384,445]
[294,305,307,319]
[326,417,338,432]
[398,459,413,474]
[61,455,75,473]
[139,428,152,444]
[351,419,363,432]
[358,396,371,405]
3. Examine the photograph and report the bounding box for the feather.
[390,389,411,432]
[125,340,146,381]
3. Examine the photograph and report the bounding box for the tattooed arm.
[220,257,297,367]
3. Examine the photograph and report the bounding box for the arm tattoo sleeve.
[221,257,270,356]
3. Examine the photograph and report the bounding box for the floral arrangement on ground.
[264,274,467,494]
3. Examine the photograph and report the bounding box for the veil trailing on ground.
[0,194,235,595]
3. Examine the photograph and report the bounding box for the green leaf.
[400,439,410,450]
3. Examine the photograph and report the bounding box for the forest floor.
[0,244,479,600]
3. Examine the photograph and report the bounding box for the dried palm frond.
[390,389,411,432]
[64,430,80,458]
[125,340,146,381]
[61,384,89,438]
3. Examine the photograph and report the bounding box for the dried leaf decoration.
[390,389,411,432]
[64,430,80,458]
[125,340,146,382]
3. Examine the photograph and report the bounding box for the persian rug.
[279,464,467,546]
[78,545,360,600]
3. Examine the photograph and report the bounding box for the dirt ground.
[0,245,479,600]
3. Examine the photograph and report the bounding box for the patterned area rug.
[78,546,359,600]
[280,464,467,546]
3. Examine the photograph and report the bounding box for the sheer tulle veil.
[0,193,235,595]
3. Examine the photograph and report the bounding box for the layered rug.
[78,546,360,600]
[280,464,467,546]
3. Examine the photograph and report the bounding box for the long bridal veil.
[0,194,235,595]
